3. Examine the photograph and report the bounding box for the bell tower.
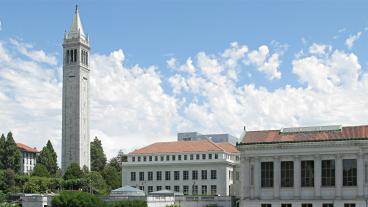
[62,5,90,172]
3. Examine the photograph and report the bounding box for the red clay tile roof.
[16,143,39,153]
[129,140,239,155]
[242,125,368,144]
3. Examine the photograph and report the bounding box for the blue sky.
[1,0,368,160]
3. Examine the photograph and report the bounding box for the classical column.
[293,155,301,199]
[240,157,245,199]
[244,157,251,199]
[254,157,261,199]
[314,155,321,198]
[335,154,342,199]
[274,156,280,199]
[357,152,364,198]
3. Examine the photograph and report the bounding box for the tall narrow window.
[70,50,74,62]
[261,162,274,187]
[86,52,88,65]
[281,161,294,187]
[343,159,357,186]
[322,160,335,186]
[66,50,70,63]
[130,172,136,181]
[301,160,314,187]
[139,172,144,181]
[74,49,77,63]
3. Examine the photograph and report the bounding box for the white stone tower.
[62,6,90,173]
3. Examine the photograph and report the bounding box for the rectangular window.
[343,159,357,186]
[301,204,312,207]
[281,161,294,187]
[261,162,274,187]
[202,154,206,159]
[174,171,180,180]
[215,154,218,159]
[261,204,271,207]
[131,172,136,181]
[148,186,153,193]
[201,185,207,195]
[211,185,217,195]
[344,204,355,207]
[138,157,141,162]
[174,186,180,192]
[165,186,171,190]
[139,172,144,181]
[322,160,335,186]
[201,170,207,180]
[132,157,135,162]
[143,156,146,162]
[139,186,144,191]
[282,204,292,207]
[166,155,170,161]
[149,156,152,161]
[183,171,189,180]
[148,172,153,181]
[323,204,333,207]
[196,154,200,160]
[190,154,194,160]
[184,155,187,160]
[160,156,164,161]
[209,154,212,159]
[155,156,158,161]
[165,171,171,180]
[172,155,176,161]
[178,155,182,160]
[192,185,198,195]
[192,170,198,180]
[211,170,217,179]
[156,186,162,191]
[301,160,314,187]
[183,186,189,195]
[156,171,162,181]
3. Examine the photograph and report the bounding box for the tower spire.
[69,4,85,36]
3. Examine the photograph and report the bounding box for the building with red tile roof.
[17,143,39,174]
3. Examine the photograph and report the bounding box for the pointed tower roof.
[70,5,85,36]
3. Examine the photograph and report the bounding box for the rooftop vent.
[280,125,342,134]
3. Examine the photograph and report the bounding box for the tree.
[82,171,108,195]
[107,200,147,207]
[0,134,5,169]
[32,163,50,177]
[63,163,83,180]
[4,169,15,192]
[101,165,121,190]
[109,150,127,173]
[36,140,58,175]
[52,191,105,207]
[3,132,21,171]
[91,137,107,172]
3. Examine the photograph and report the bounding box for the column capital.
[314,154,321,160]
[336,153,342,159]
[293,155,300,160]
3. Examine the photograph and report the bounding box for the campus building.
[237,125,368,207]
[17,143,39,174]
[122,139,239,196]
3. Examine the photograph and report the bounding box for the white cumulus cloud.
[345,32,362,49]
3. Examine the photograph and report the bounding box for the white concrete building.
[122,139,239,196]
[17,143,39,174]
[62,6,91,172]
[237,125,368,207]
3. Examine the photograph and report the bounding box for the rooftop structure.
[177,132,238,145]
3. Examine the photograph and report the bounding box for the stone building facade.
[62,6,91,172]
[237,125,368,207]
[17,143,39,174]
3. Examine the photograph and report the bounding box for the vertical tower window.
[66,50,70,63]
[74,49,77,63]
[70,50,74,62]
[301,160,314,187]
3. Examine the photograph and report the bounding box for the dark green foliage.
[3,132,21,171]
[32,163,50,177]
[0,134,5,169]
[0,191,6,203]
[63,162,83,180]
[107,200,147,207]
[23,177,49,193]
[101,165,121,190]
[91,137,107,172]
[62,179,83,190]
[51,191,106,207]
[4,169,15,192]
[109,150,127,173]
[36,140,58,175]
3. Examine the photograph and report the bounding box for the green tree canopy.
[63,162,83,180]
[91,137,107,172]
[82,171,108,195]
[0,134,6,169]
[32,163,50,177]
[108,150,127,173]
[3,132,21,171]
[101,165,121,190]
[51,191,105,207]
[36,140,58,175]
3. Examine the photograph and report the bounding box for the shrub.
[52,191,105,207]
[107,200,147,207]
